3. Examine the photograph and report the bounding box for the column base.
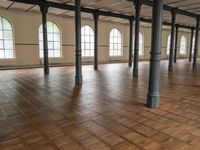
[75,75,82,85]
[147,94,160,108]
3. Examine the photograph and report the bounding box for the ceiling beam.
[8,0,195,30]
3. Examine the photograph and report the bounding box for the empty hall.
[1,0,200,149]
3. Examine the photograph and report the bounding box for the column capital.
[175,24,179,29]
[93,10,99,21]
[171,7,177,16]
[39,0,49,14]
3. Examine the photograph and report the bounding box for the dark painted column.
[93,10,99,70]
[189,29,194,62]
[168,8,176,71]
[193,16,200,69]
[147,0,163,108]
[174,24,179,63]
[133,0,142,76]
[40,0,49,75]
[75,0,82,84]
[128,16,134,67]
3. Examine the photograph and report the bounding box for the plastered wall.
[0,8,198,68]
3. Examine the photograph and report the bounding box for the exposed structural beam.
[129,0,197,18]
[174,24,179,63]
[40,0,49,75]
[93,10,99,70]
[193,16,200,69]
[168,8,176,72]
[147,0,163,108]
[128,17,134,67]
[9,0,196,30]
[75,0,82,85]
[189,29,194,62]
[133,0,142,76]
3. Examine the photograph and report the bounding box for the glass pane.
[54,50,61,57]
[39,41,43,50]
[3,30,12,40]
[47,22,53,32]
[0,50,4,58]
[49,50,54,57]
[5,50,14,58]
[48,42,53,49]
[40,50,43,58]
[0,40,3,49]
[3,18,12,30]
[39,33,43,41]
[0,19,2,30]
[48,33,53,41]
[53,25,59,33]
[54,42,60,50]
[54,33,60,41]
[4,40,13,50]
[0,30,3,39]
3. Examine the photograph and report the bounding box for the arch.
[109,28,123,56]
[39,21,61,58]
[0,16,15,59]
[167,34,171,55]
[81,25,94,57]
[180,35,187,55]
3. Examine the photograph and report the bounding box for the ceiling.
[0,0,199,28]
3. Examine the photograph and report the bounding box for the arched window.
[133,32,144,56]
[39,21,61,58]
[180,36,187,55]
[81,25,94,57]
[167,34,171,55]
[109,28,122,56]
[0,16,14,59]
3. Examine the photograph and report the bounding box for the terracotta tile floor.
[0,60,200,150]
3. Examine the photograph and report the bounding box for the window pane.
[0,21,2,30]
[48,33,53,41]
[5,50,13,58]
[48,42,53,49]
[0,50,4,58]
[49,50,54,57]
[54,33,60,41]
[40,50,43,57]
[3,30,12,40]
[3,19,12,30]
[54,50,61,57]
[54,42,60,49]
[4,40,13,50]
[0,30,3,39]
[0,40,3,49]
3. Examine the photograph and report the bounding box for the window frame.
[39,21,62,59]
[0,16,15,60]
[81,25,94,57]
[109,28,123,57]
[179,35,187,55]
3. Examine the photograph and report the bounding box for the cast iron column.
[129,16,134,67]
[147,0,163,108]
[93,10,99,70]
[193,16,200,69]
[40,0,49,75]
[133,0,142,76]
[189,29,194,62]
[75,0,82,84]
[168,8,176,71]
[174,24,179,63]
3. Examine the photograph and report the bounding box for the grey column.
[147,0,163,108]
[129,17,134,67]
[174,24,179,63]
[93,10,99,70]
[193,16,200,69]
[168,8,176,71]
[40,0,49,75]
[75,0,82,85]
[189,29,194,62]
[133,0,142,76]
